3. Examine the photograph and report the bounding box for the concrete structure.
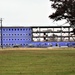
[0,26,75,48]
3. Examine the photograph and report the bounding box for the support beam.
[0,18,3,48]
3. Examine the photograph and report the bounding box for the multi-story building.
[0,26,75,47]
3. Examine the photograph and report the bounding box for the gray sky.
[0,0,69,26]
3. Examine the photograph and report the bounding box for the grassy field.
[0,48,75,75]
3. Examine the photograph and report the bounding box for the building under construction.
[0,26,75,48]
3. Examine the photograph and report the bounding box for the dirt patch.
[0,47,58,51]
[0,47,74,51]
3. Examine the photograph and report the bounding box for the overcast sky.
[0,0,69,26]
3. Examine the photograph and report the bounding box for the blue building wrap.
[29,42,75,47]
[1,27,32,47]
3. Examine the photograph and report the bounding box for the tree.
[49,0,75,34]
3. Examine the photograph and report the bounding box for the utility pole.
[0,18,3,48]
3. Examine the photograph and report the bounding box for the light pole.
[0,18,3,48]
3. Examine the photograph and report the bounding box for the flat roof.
[0,26,71,28]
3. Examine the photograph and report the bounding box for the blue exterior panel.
[1,27,32,47]
[28,42,75,47]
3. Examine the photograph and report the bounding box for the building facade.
[1,27,32,47]
[0,26,75,47]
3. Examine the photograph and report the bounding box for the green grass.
[0,48,75,75]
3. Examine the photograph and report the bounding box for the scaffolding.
[32,26,75,42]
